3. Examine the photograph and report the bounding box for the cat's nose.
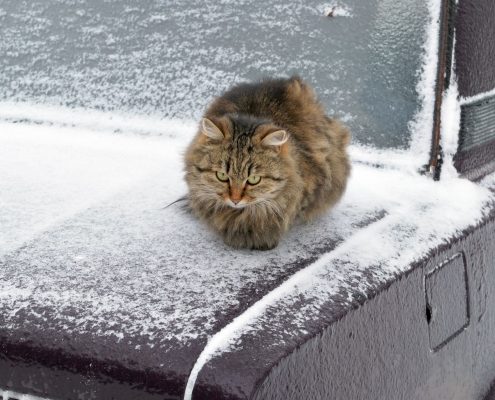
[230,187,242,204]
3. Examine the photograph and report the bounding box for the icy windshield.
[0,0,429,149]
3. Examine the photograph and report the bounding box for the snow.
[409,0,442,157]
[0,0,430,149]
[0,118,187,257]
[320,3,353,17]
[0,93,493,400]
[0,108,386,346]
[2,13,492,400]
[460,86,495,105]
[0,101,196,138]
[0,0,493,398]
[439,36,461,179]
[2,103,490,400]
[183,0,491,396]
[184,162,493,399]
[0,389,48,400]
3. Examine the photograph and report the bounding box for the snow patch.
[184,161,494,399]
[0,101,196,139]
[319,3,353,18]
[440,81,461,178]
[182,0,493,395]
[0,389,49,400]
[0,117,190,256]
[409,0,442,158]
[439,42,461,178]
[349,144,419,173]
[460,86,495,105]
[0,111,386,347]
[0,101,493,400]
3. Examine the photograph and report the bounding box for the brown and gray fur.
[184,76,350,250]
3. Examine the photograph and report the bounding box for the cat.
[184,76,350,250]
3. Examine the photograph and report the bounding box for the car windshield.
[0,0,429,149]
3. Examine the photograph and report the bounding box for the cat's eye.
[216,171,229,182]
[247,175,261,185]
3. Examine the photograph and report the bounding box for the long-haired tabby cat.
[184,76,350,250]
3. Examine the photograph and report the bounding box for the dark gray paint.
[455,0,495,98]
[454,138,495,181]
[485,381,495,400]
[455,98,495,180]
[1,0,495,399]
[0,200,383,399]
[4,206,495,400]
[252,209,495,400]
[425,252,469,351]
[453,0,495,179]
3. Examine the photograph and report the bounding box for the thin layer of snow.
[0,119,187,256]
[440,35,461,178]
[0,389,48,400]
[409,0,442,158]
[0,114,384,346]
[0,0,429,149]
[1,101,493,398]
[183,0,485,395]
[320,3,353,17]
[0,101,196,138]
[440,81,461,178]
[184,164,494,399]
[0,1,489,397]
[460,86,495,105]
[349,144,420,173]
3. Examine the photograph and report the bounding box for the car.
[0,0,494,399]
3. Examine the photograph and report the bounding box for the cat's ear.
[261,130,289,147]
[201,118,224,140]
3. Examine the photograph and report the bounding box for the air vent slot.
[459,96,495,152]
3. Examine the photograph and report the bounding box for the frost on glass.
[0,0,428,148]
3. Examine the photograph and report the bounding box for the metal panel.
[455,0,495,98]
[459,97,495,152]
[252,213,495,400]
[425,253,470,351]
[453,0,495,180]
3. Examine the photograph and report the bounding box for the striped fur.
[184,77,350,250]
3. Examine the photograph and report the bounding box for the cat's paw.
[250,241,279,251]
[223,234,279,251]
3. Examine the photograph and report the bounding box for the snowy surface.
[320,2,353,17]
[0,111,384,345]
[439,34,461,178]
[460,86,495,105]
[409,0,442,157]
[0,0,430,148]
[0,105,494,399]
[184,160,494,398]
[0,389,47,400]
[1,0,494,398]
[186,164,494,397]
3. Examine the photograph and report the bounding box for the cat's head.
[185,114,292,211]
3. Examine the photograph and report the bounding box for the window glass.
[0,0,429,148]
